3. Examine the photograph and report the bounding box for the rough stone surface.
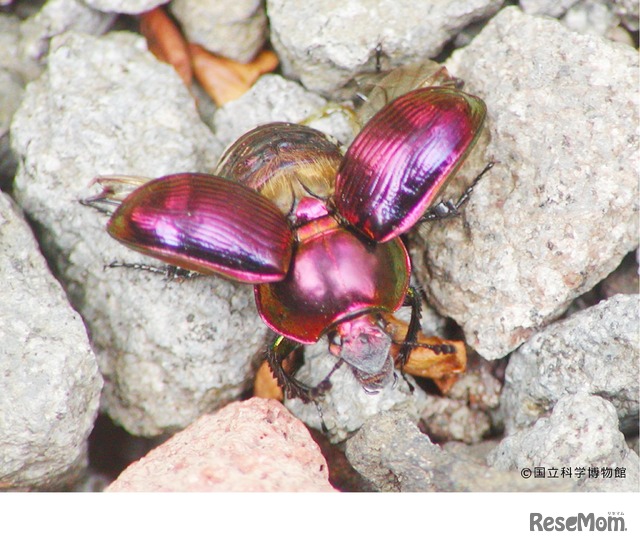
[267,0,503,96]
[284,342,429,444]
[17,0,115,81]
[284,305,500,445]
[519,0,581,16]
[520,0,639,34]
[170,0,267,63]
[419,362,502,444]
[412,7,639,359]
[83,0,166,14]
[599,251,639,299]
[0,192,102,490]
[0,14,22,76]
[10,32,265,437]
[501,294,639,435]
[213,74,354,150]
[563,0,626,38]
[0,68,23,187]
[106,398,336,492]
[612,0,639,30]
[488,393,639,491]
[345,410,574,491]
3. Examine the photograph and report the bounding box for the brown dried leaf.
[385,314,467,394]
[190,45,279,106]
[254,360,284,401]
[140,7,193,87]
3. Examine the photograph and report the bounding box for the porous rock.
[11,31,264,437]
[82,0,167,14]
[612,0,639,30]
[563,0,627,39]
[500,294,639,435]
[521,0,639,34]
[0,68,23,186]
[488,393,639,492]
[17,0,115,81]
[0,192,102,490]
[170,0,267,63]
[419,362,502,444]
[213,73,354,150]
[0,13,22,76]
[599,251,639,299]
[412,7,639,359]
[267,0,503,96]
[519,0,581,17]
[106,398,336,492]
[284,341,429,444]
[345,410,574,491]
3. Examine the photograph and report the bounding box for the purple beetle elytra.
[85,73,490,402]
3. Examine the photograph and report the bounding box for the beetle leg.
[396,286,423,372]
[419,161,495,222]
[374,43,383,73]
[310,358,344,397]
[401,339,456,354]
[107,260,201,281]
[267,335,316,403]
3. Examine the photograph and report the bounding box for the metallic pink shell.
[255,214,410,343]
[107,173,293,283]
[334,87,486,243]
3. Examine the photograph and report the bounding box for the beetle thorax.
[255,200,411,344]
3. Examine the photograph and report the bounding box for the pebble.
[267,0,503,96]
[170,0,267,63]
[106,398,336,492]
[412,6,639,360]
[0,2,636,494]
[0,193,102,489]
[501,294,639,435]
[10,31,263,437]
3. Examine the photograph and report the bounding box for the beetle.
[86,82,489,402]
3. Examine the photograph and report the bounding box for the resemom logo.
[530,512,627,532]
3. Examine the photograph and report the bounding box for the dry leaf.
[140,7,193,87]
[190,44,279,105]
[385,314,466,393]
[254,360,284,401]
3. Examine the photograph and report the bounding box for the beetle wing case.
[106,173,294,283]
[334,87,486,243]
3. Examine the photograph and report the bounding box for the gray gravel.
[0,1,637,492]
[0,192,102,489]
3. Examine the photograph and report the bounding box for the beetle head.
[329,314,394,393]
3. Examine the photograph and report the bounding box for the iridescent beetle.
[86,66,489,402]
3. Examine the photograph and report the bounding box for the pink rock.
[106,398,336,492]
